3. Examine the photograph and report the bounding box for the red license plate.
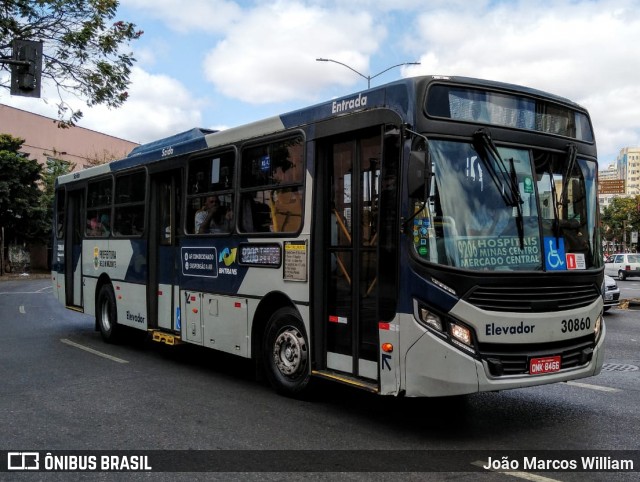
[529,356,561,374]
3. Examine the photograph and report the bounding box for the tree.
[41,155,75,212]
[0,134,48,244]
[0,0,142,126]
[601,196,640,252]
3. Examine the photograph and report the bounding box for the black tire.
[619,271,627,281]
[96,284,120,343]
[263,307,310,395]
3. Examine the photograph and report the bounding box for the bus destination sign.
[238,243,282,268]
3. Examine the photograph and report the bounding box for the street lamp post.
[316,58,421,89]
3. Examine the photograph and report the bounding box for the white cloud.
[4,0,640,164]
[1,68,201,145]
[122,0,242,33]
[76,68,204,143]
[406,0,640,161]
[202,2,383,103]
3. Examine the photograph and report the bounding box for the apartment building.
[618,147,640,196]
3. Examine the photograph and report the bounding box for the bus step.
[150,330,182,345]
[311,370,379,393]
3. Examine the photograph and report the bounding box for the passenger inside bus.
[194,195,232,234]
[86,213,110,237]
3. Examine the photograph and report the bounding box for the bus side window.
[241,195,271,232]
[239,136,304,234]
[186,152,235,235]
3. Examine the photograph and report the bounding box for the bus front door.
[322,128,382,382]
[148,170,182,333]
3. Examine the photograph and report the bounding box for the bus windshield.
[411,139,601,272]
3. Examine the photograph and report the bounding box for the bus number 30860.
[561,317,591,333]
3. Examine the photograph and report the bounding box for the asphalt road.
[0,278,638,481]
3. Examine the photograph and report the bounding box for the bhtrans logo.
[331,93,368,114]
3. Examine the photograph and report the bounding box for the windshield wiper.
[560,143,578,208]
[548,166,562,248]
[472,128,524,249]
[472,128,520,208]
[549,143,578,249]
[509,157,525,249]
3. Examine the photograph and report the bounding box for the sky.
[2,0,640,167]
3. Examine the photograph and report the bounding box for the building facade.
[618,147,640,196]
[0,104,138,171]
[0,104,139,271]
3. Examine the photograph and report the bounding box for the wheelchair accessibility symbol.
[544,236,566,271]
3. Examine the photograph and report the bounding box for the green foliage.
[0,134,50,243]
[0,0,142,126]
[41,156,75,205]
[601,195,640,251]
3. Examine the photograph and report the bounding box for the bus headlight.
[450,323,472,345]
[419,307,443,332]
[414,300,477,355]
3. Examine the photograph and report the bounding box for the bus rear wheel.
[263,308,310,395]
[97,284,120,343]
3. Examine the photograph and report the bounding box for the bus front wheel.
[97,284,120,343]
[263,308,310,395]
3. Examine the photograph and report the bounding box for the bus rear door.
[64,188,84,308]
[148,170,182,334]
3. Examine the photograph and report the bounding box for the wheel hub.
[273,327,307,377]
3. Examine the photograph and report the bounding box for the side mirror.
[408,149,431,198]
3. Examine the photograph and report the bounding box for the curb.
[0,272,51,281]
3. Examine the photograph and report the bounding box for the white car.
[602,274,621,312]
[604,253,640,280]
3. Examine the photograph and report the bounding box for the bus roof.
[56,75,588,186]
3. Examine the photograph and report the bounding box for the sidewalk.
[0,270,51,281]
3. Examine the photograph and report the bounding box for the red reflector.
[115,286,120,290]
[158,291,163,296]
[379,322,390,331]
[329,315,338,323]
[190,296,196,301]
[234,302,242,308]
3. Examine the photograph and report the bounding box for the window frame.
[238,133,306,235]
[85,176,114,238]
[112,169,148,238]
[185,149,237,236]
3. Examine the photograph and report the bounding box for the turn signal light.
[381,343,394,353]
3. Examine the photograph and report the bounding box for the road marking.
[0,288,53,295]
[471,461,561,481]
[565,381,620,392]
[60,338,129,364]
[19,305,26,314]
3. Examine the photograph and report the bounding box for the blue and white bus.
[52,75,605,397]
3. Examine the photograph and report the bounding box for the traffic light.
[10,39,42,98]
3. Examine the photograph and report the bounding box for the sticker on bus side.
[181,247,218,278]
